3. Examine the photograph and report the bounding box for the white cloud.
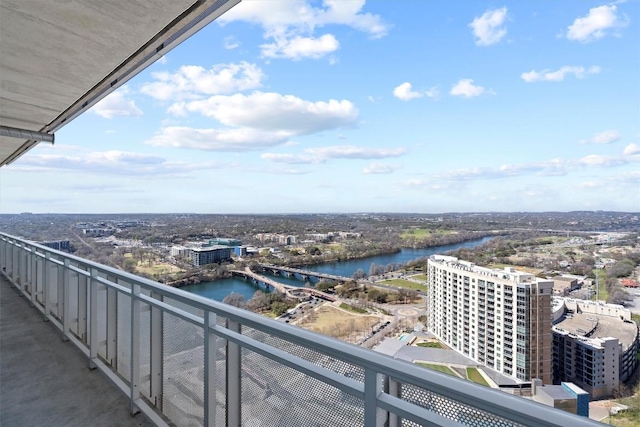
[140,62,264,101]
[218,0,389,60]
[450,79,489,98]
[145,127,289,152]
[578,154,627,167]
[623,143,640,156]
[393,82,439,101]
[261,145,407,164]
[260,153,318,164]
[469,7,508,46]
[175,91,359,135]
[362,163,401,174]
[91,86,142,119]
[521,66,601,82]
[223,36,240,50]
[580,130,621,144]
[261,34,339,60]
[11,148,219,175]
[305,145,406,159]
[566,5,628,42]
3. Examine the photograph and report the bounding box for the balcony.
[0,233,601,427]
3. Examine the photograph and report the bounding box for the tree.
[246,290,270,312]
[271,301,288,316]
[316,281,336,292]
[352,268,367,280]
[222,292,246,308]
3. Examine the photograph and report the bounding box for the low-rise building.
[190,246,232,266]
[40,239,70,252]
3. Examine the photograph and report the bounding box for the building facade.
[190,246,232,266]
[551,298,639,399]
[428,255,553,383]
[40,240,70,252]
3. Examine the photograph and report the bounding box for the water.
[303,237,494,278]
[182,236,493,301]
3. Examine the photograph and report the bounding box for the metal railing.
[0,233,601,427]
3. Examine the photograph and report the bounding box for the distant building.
[552,298,639,399]
[171,245,190,258]
[234,246,247,257]
[82,228,114,237]
[190,246,232,266]
[552,276,580,295]
[40,239,70,252]
[427,255,553,383]
[209,238,241,247]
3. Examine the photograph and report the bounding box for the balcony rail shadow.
[0,233,602,427]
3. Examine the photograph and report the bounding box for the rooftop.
[554,312,638,350]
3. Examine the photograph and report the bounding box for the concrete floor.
[0,275,153,427]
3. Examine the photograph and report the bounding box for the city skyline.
[1,1,638,214]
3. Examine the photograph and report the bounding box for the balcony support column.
[62,259,71,341]
[130,283,141,415]
[204,310,218,427]
[364,368,383,427]
[226,320,241,426]
[43,253,51,320]
[385,377,400,427]
[78,271,88,342]
[30,246,37,306]
[89,268,99,369]
[107,284,118,366]
[150,291,163,409]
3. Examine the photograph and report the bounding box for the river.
[182,236,493,301]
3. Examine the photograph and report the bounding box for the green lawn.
[339,303,367,314]
[593,269,609,301]
[466,367,489,386]
[416,363,457,376]
[401,229,456,239]
[380,279,427,292]
[409,273,428,281]
[416,341,443,348]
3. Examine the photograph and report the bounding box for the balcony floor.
[0,275,153,427]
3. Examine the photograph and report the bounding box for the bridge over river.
[230,268,337,301]
[259,264,352,283]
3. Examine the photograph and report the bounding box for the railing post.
[78,270,88,342]
[226,320,241,426]
[130,283,141,415]
[150,291,163,410]
[204,311,218,427]
[107,285,117,366]
[385,377,400,427]
[20,246,26,290]
[89,268,99,369]
[62,259,71,341]
[364,368,383,427]
[43,253,51,321]
[30,246,37,306]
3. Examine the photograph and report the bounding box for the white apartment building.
[428,255,553,383]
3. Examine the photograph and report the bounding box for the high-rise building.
[427,255,553,383]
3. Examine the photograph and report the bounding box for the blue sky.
[1,0,638,214]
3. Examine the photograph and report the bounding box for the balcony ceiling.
[0,0,239,167]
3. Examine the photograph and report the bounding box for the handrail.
[0,232,602,427]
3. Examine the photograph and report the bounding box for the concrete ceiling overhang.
[0,0,240,167]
